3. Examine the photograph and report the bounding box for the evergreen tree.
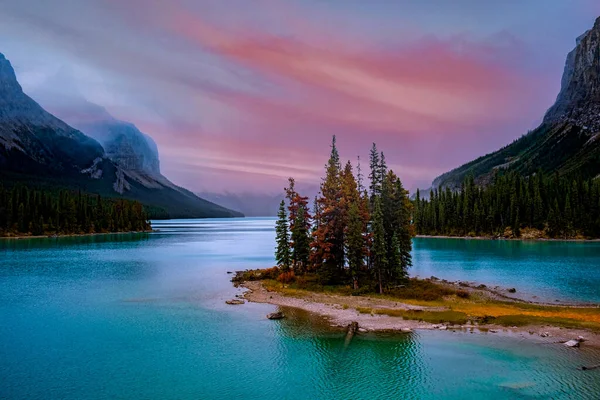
[414,170,600,239]
[312,135,344,282]
[346,201,364,289]
[291,205,310,274]
[0,185,150,237]
[275,200,291,271]
[369,143,381,202]
[371,197,387,294]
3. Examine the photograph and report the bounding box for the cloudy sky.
[1,1,598,193]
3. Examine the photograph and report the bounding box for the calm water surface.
[412,237,600,303]
[1,217,599,399]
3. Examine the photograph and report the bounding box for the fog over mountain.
[0,52,241,218]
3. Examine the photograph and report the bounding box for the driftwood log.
[581,364,600,371]
[344,321,359,348]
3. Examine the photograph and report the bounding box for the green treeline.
[414,171,600,239]
[0,185,151,237]
[275,137,413,293]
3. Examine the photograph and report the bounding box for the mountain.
[0,52,242,218]
[199,185,320,217]
[31,69,160,176]
[433,17,600,189]
[0,53,106,177]
[198,191,284,217]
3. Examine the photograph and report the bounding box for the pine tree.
[312,135,344,282]
[369,143,381,202]
[275,200,291,271]
[346,201,364,289]
[393,176,412,280]
[291,205,310,274]
[372,197,387,294]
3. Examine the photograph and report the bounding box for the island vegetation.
[415,171,600,239]
[273,136,413,294]
[231,137,600,342]
[0,184,151,237]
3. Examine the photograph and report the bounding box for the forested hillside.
[415,172,600,239]
[0,185,150,237]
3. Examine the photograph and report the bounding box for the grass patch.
[237,268,600,331]
[386,279,469,301]
[357,307,469,325]
[490,314,600,331]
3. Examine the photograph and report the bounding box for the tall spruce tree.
[291,205,310,274]
[312,135,344,283]
[369,143,381,202]
[275,200,291,271]
[372,197,387,294]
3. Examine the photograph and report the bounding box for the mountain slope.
[198,191,284,217]
[0,53,105,176]
[32,71,161,176]
[433,17,600,189]
[0,52,241,218]
[198,184,320,217]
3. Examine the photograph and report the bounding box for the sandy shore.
[240,280,600,350]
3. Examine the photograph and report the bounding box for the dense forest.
[0,185,151,237]
[415,171,600,239]
[274,137,413,293]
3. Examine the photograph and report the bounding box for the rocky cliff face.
[0,52,241,218]
[0,53,105,174]
[432,17,600,189]
[544,17,600,131]
[78,119,161,176]
[31,72,161,177]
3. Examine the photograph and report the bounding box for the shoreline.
[0,230,155,240]
[416,234,600,242]
[420,277,599,307]
[238,280,600,350]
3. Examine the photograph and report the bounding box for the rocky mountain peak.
[0,52,25,100]
[543,17,600,131]
[32,71,161,176]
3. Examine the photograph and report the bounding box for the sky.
[0,0,599,194]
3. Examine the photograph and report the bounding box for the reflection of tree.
[1,233,154,281]
[271,309,425,399]
[0,232,150,252]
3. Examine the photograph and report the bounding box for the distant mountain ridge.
[433,17,600,189]
[198,185,320,217]
[198,191,284,217]
[0,52,241,218]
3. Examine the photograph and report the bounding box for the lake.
[1,217,599,399]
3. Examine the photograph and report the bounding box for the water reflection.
[0,232,150,251]
[2,218,600,399]
[412,237,600,303]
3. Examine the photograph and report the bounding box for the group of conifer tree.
[0,185,151,236]
[414,171,600,239]
[275,137,413,293]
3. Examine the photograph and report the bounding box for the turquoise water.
[1,218,599,399]
[413,237,600,303]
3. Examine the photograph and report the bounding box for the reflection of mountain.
[0,53,241,218]
[433,17,600,189]
[198,186,319,217]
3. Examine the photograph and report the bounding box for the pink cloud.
[12,0,564,192]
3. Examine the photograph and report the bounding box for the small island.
[232,137,600,348]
